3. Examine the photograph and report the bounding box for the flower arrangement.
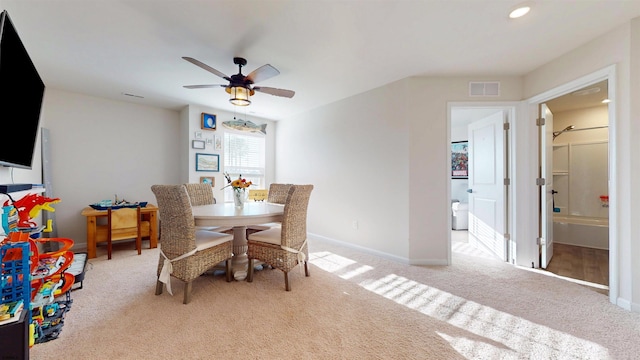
[223,173,253,208]
[223,172,253,191]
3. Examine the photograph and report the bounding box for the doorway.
[538,80,610,288]
[449,104,514,263]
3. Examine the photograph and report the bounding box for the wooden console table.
[80,204,158,259]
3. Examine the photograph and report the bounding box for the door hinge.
[503,122,510,130]
[536,117,545,126]
[504,178,510,186]
[504,233,511,241]
[537,237,546,245]
[536,178,546,186]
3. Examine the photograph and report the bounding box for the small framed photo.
[192,140,206,149]
[194,131,203,139]
[214,134,222,151]
[201,113,216,131]
[196,153,219,172]
[200,176,215,187]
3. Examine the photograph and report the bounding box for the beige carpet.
[29,236,640,359]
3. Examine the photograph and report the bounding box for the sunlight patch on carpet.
[310,251,373,279]
[309,250,612,360]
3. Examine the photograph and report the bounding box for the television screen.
[0,10,45,169]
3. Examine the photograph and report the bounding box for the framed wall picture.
[214,134,222,151]
[192,140,205,149]
[200,176,215,187]
[196,153,219,172]
[201,112,216,131]
[451,141,468,179]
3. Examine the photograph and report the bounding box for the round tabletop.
[191,202,284,227]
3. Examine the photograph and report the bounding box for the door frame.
[448,102,517,264]
[525,65,617,304]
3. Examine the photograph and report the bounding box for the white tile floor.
[451,229,498,259]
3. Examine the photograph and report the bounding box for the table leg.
[148,211,158,248]
[86,216,97,259]
[231,226,249,280]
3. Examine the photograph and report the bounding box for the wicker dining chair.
[183,183,232,233]
[246,183,293,236]
[267,183,293,204]
[151,184,234,304]
[247,184,313,291]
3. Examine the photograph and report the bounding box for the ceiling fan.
[182,56,295,106]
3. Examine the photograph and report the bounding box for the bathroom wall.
[552,105,609,218]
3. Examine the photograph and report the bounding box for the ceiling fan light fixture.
[229,86,251,106]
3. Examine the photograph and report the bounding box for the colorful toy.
[3,193,60,229]
[1,204,18,234]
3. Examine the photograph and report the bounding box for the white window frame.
[223,132,266,202]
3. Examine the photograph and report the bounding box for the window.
[223,132,265,202]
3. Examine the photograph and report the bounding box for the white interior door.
[468,111,506,261]
[540,104,554,268]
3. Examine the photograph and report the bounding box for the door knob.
[467,189,473,193]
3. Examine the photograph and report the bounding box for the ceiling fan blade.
[182,57,231,81]
[246,64,280,84]
[183,84,226,89]
[253,86,295,98]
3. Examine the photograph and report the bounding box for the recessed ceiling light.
[509,3,532,19]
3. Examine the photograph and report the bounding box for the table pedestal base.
[231,226,249,280]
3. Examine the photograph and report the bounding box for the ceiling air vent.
[469,81,500,97]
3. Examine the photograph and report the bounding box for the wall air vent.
[469,81,500,97]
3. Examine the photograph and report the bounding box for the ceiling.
[544,80,609,113]
[3,1,638,121]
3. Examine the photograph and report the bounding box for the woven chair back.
[280,184,313,249]
[183,183,216,206]
[151,184,197,256]
[268,183,293,204]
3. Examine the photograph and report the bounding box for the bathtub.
[553,215,609,250]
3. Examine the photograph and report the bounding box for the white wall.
[630,15,640,313]
[36,88,182,250]
[276,76,522,264]
[276,81,411,262]
[552,105,609,144]
[407,77,522,264]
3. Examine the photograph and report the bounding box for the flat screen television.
[0,10,45,169]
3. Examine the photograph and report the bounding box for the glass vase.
[233,189,246,208]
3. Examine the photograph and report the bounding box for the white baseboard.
[308,233,410,264]
[308,233,448,266]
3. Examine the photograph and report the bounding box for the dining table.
[191,201,284,280]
